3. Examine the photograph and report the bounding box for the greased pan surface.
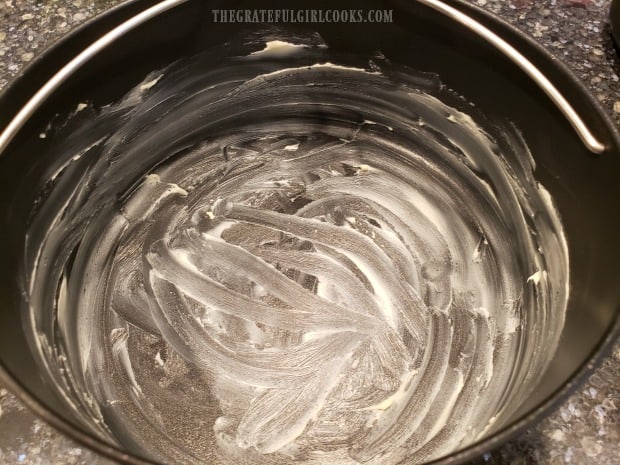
[0,1,618,464]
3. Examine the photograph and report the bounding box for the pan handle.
[418,0,607,155]
[0,0,608,155]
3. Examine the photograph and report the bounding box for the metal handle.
[417,0,606,154]
[0,0,607,155]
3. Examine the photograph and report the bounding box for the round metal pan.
[0,1,618,464]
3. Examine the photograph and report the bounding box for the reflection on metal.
[418,0,607,155]
[0,0,189,154]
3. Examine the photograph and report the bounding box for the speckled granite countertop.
[0,1,618,464]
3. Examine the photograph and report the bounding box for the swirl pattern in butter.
[26,43,569,464]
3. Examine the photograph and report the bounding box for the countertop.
[0,0,618,464]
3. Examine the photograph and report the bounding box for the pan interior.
[20,37,568,464]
